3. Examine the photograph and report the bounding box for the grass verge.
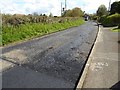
[2,18,84,46]
[111,28,120,32]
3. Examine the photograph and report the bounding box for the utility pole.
[108,0,111,11]
[65,0,67,11]
[61,0,67,16]
[61,2,63,16]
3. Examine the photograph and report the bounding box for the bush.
[118,24,120,28]
[98,15,107,23]
[109,13,120,24]
[92,16,98,21]
[101,13,120,27]
[102,16,116,27]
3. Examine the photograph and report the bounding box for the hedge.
[99,13,120,27]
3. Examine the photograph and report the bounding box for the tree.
[110,1,120,14]
[49,13,53,17]
[43,14,47,16]
[71,7,83,17]
[97,5,108,17]
[63,9,72,17]
[40,14,43,16]
[63,7,83,17]
[33,12,39,16]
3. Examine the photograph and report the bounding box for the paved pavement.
[77,26,120,89]
[1,21,98,88]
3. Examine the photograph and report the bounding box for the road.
[1,21,98,88]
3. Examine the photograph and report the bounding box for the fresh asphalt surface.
[2,21,98,88]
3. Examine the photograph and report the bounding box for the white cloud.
[0,0,118,15]
[0,0,26,14]
[0,0,61,15]
[81,0,117,13]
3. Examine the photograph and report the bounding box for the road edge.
[76,25,101,89]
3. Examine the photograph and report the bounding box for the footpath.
[77,26,120,89]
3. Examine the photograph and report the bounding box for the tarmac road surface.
[1,21,98,88]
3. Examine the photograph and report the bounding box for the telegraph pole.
[108,0,111,11]
[61,0,67,16]
[65,0,67,10]
[61,2,63,16]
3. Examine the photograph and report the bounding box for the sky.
[0,0,118,16]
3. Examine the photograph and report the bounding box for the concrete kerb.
[76,26,101,89]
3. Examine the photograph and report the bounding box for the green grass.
[111,28,120,32]
[2,18,85,46]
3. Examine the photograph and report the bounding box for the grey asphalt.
[77,26,120,88]
[1,21,98,88]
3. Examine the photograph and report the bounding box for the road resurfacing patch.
[0,59,15,72]
[3,49,27,64]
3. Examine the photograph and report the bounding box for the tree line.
[96,1,120,28]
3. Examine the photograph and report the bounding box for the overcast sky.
[0,0,117,16]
